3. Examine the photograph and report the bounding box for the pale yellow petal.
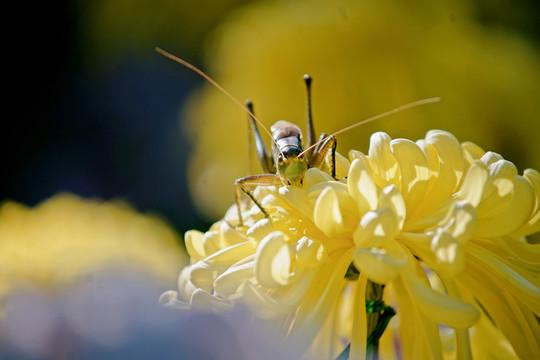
[349,274,368,360]
[404,274,480,328]
[304,167,334,190]
[392,275,444,359]
[255,231,293,288]
[391,138,430,215]
[456,162,488,207]
[441,200,478,245]
[220,220,250,247]
[379,185,406,229]
[431,228,465,279]
[203,240,255,265]
[296,236,327,267]
[184,230,206,261]
[475,175,535,237]
[459,261,540,359]
[189,261,226,294]
[466,242,540,313]
[314,186,358,237]
[214,257,255,297]
[246,218,275,245]
[353,207,399,248]
[202,230,222,257]
[461,141,486,164]
[512,168,540,237]
[335,151,351,180]
[348,158,379,214]
[368,132,402,189]
[477,159,517,217]
[353,245,407,284]
[287,249,352,353]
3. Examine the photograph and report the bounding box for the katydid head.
[271,120,308,186]
[276,145,308,186]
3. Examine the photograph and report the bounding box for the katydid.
[155,47,439,226]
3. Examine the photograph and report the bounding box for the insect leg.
[309,134,337,179]
[245,100,274,174]
[234,174,283,226]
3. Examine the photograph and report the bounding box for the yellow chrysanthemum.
[0,193,188,301]
[162,130,540,359]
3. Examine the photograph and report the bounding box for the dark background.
[3,1,539,237]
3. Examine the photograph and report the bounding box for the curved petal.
[456,162,488,207]
[403,273,480,329]
[314,186,358,237]
[296,236,327,267]
[475,175,535,237]
[304,167,334,190]
[184,230,206,261]
[353,245,407,284]
[348,158,379,214]
[391,138,430,215]
[353,207,399,248]
[349,274,368,360]
[431,228,465,279]
[255,231,293,288]
[379,185,406,229]
[512,168,540,237]
[368,132,402,189]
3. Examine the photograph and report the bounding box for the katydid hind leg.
[245,100,274,174]
[309,134,337,179]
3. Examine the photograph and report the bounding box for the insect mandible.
[155,47,439,226]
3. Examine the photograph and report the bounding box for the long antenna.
[155,47,283,156]
[298,97,441,157]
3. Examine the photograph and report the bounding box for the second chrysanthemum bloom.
[162,130,540,360]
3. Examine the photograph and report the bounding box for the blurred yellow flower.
[184,0,540,220]
[162,130,540,359]
[0,193,188,301]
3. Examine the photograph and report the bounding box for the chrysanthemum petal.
[379,185,406,229]
[456,162,488,207]
[368,132,401,189]
[314,186,358,237]
[477,159,517,217]
[475,174,535,237]
[304,167,334,190]
[460,261,540,359]
[349,274,368,360]
[353,207,399,248]
[255,231,293,288]
[512,168,540,237]
[461,141,486,164]
[335,151,351,180]
[430,228,465,279]
[441,200,477,245]
[184,230,206,261]
[296,236,326,267]
[348,158,379,214]
[391,138,430,215]
[466,242,540,313]
[214,256,255,297]
[353,245,407,284]
[287,250,352,352]
[403,274,480,328]
[414,131,465,216]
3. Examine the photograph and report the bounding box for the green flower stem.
[365,281,384,360]
[336,281,396,360]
